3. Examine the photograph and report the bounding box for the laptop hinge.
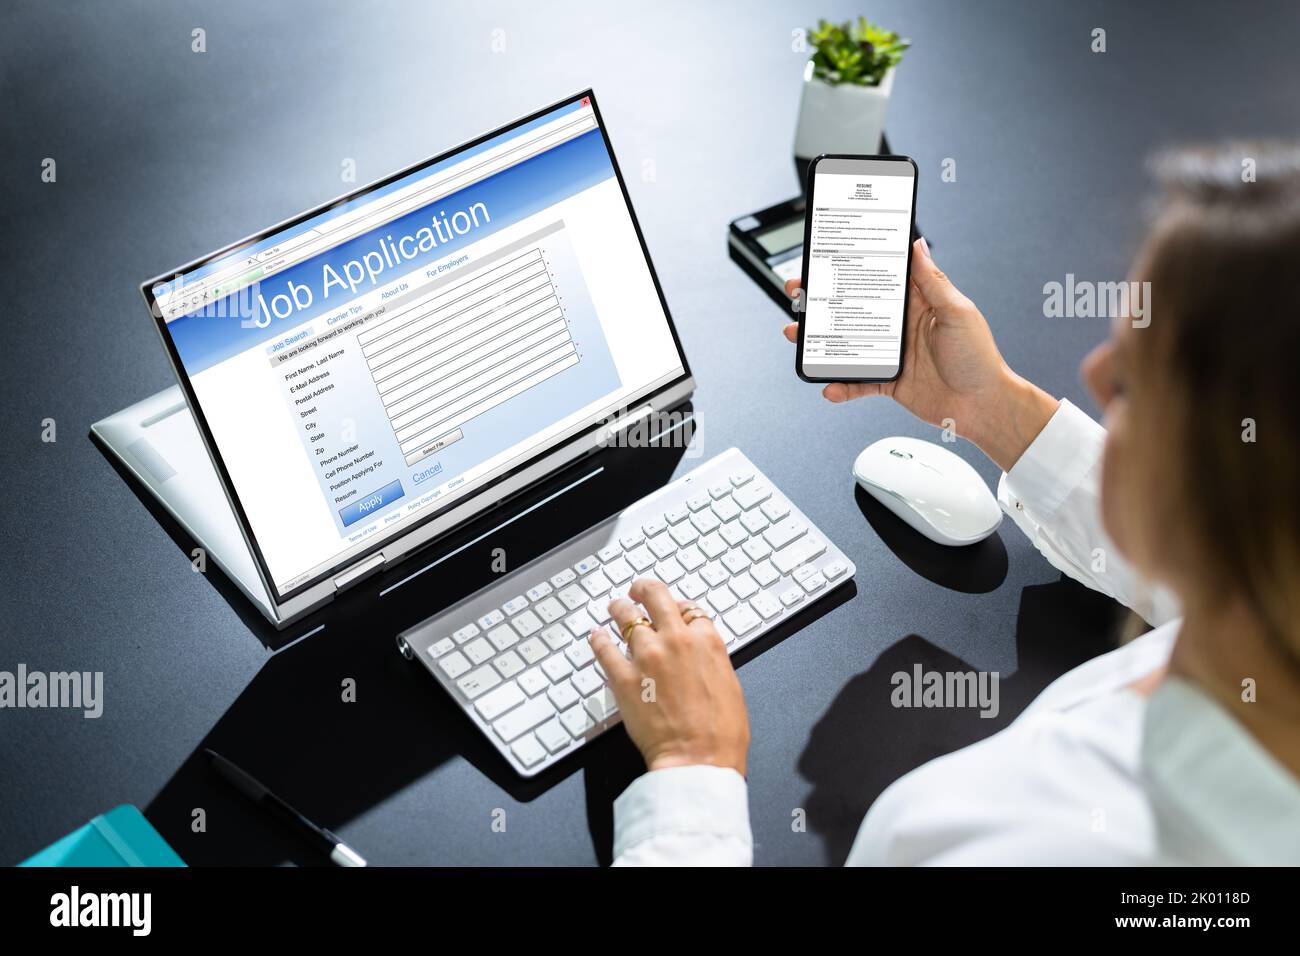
[603,402,656,443]
[332,552,386,593]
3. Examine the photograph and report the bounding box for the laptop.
[95,89,856,775]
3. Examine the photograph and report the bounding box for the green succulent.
[807,16,910,87]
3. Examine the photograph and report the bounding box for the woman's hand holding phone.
[786,237,1060,472]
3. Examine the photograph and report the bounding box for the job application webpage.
[803,159,914,379]
[154,100,683,595]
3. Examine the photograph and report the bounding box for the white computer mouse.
[852,436,1002,546]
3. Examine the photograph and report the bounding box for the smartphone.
[795,154,918,383]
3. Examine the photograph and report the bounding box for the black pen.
[202,748,366,867]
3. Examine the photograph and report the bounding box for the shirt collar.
[1143,676,1300,864]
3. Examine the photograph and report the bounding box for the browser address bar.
[164,112,597,316]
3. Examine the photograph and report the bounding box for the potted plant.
[794,17,910,164]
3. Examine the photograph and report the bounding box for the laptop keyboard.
[398,448,855,777]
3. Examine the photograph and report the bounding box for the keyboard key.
[428,637,455,658]
[626,545,656,572]
[550,568,577,588]
[597,543,623,562]
[676,544,706,572]
[587,600,612,625]
[723,603,761,637]
[647,533,677,559]
[536,718,572,754]
[565,640,596,669]
[679,573,707,600]
[779,586,805,607]
[542,654,573,683]
[571,665,603,697]
[801,572,828,593]
[452,623,480,644]
[548,678,580,710]
[581,571,611,598]
[494,694,556,743]
[669,522,700,547]
[761,498,791,523]
[534,596,566,624]
[729,572,758,600]
[487,625,518,651]
[642,517,667,537]
[700,561,729,587]
[619,531,645,550]
[437,650,471,680]
[604,557,634,583]
[526,582,553,601]
[690,509,721,535]
[699,533,728,560]
[740,511,769,536]
[541,625,571,651]
[824,559,849,580]
[752,590,783,620]
[558,584,588,610]
[560,704,596,737]
[719,522,748,548]
[511,732,547,767]
[518,666,549,697]
[456,665,502,700]
[721,549,751,575]
[574,555,601,575]
[687,492,711,512]
[734,482,771,511]
[511,610,543,638]
[707,587,738,613]
[493,650,526,679]
[802,536,827,561]
[517,637,548,665]
[478,609,505,630]
[664,505,690,525]
[793,564,818,583]
[742,537,772,562]
[655,557,685,584]
[730,469,755,488]
[750,559,780,588]
[765,517,808,551]
[564,610,596,637]
[502,595,529,616]
[465,637,495,665]
[475,680,525,721]
[708,482,730,500]
[584,687,620,722]
[712,497,741,523]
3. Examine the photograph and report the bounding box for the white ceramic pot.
[793,61,894,160]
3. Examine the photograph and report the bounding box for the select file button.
[339,479,405,527]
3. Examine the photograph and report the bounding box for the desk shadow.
[142,417,719,865]
[854,485,1007,593]
[579,580,858,866]
[796,574,1127,865]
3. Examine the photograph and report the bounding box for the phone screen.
[799,156,917,382]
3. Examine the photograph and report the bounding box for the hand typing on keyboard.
[589,578,750,776]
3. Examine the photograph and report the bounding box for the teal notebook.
[20,805,186,867]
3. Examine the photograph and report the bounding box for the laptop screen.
[146,92,687,601]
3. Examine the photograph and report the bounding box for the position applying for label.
[803,158,914,380]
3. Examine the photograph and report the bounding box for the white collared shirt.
[612,401,1300,865]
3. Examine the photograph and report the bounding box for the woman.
[587,143,1300,865]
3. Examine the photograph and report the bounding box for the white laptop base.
[92,386,278,621]
[397,447,855,778]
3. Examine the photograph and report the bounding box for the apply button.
[339,479,404,527]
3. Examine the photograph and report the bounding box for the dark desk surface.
[4,0,1299,866]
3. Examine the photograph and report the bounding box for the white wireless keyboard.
[397,447,855,777]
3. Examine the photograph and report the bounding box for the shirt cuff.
[614,765,752,863]
[1000,399,1104,520]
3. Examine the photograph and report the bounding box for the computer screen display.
[146,92,687,600]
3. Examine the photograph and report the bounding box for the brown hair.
[1125,143,1300,657]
